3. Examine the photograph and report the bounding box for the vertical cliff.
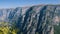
[0,5,60,34]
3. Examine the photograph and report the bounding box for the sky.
[0,0,60,8]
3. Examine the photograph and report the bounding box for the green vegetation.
[36,32,39,34]
[0,22,19,34]
[54,23,60,34]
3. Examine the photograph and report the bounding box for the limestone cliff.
[0,5,60,34]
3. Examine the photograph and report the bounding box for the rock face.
[0,5,60,34]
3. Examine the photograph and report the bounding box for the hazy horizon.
[0,0,60,8]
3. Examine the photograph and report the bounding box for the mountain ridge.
[0,5,60,34]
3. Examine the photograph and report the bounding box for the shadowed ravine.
[0,5,60,34]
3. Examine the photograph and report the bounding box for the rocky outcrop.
[0,5,60,34]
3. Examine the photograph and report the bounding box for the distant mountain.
[0,5,60,34]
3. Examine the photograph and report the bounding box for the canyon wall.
[0,5,60,34]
